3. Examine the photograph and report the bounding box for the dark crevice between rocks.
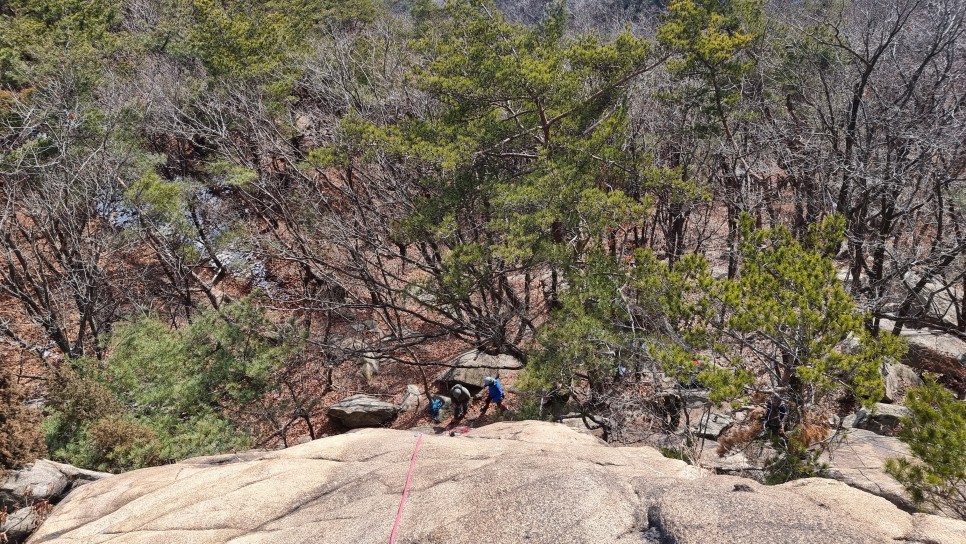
[644,505,676,544]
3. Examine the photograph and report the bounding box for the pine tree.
[886,375,966,520]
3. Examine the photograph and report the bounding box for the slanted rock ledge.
[26,421,966,544]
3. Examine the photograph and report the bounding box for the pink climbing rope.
[389,432,423,544]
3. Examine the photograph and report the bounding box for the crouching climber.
[450,383,472,420]
[480,376,508,414]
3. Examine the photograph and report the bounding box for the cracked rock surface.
[26,421,966,544]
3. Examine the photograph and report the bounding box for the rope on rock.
[389,432,423,544]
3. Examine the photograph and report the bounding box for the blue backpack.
[428,397,444,422]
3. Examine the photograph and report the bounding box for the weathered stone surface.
[648,476,887,544]
[821,429,914,510]
[439,349,523,387]
[690,411,732,439]
[848,403,913,435]
[877,318,966,398]
[25,421,964,544]
[882,362,923,404]
[0,460,109,543]
[1,505,43,543]
[780,478,914,539]
[398,384,421,412]
[1,460,69,506]
[176,452,267,466]
[785,478,966,543]
[908,513,966,544]
[327,394,398,428]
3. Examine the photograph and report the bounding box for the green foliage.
[125,170,189,223]
[528,213,899,461]
[339,0,656,338]
[764,436,827,484]
[506,397,554,422]
[0,0,120,87]
[0,366,47,474]
[705,214,899,408]
[658,0,759,78]
[886,375,966,519]
[44,299,299,472]
[183,0,383,83]
[657,0,761,132]
[186,0,313,80]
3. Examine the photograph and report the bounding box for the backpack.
[428,397,444,419]
[451,384,470,402]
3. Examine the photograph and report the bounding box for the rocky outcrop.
[1,460,110,544]
[439,349,523,387]
[845,403,913,436]
[689,410,732,439]
[326,394,398,428]
[25,421,966,544]
[890,324,966,399]
[398,384,421,412]
[882,362,923,404]
[821,429,914,511]
[1,460,110,507]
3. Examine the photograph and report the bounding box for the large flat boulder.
[439,349,523,387]
[25,421,966,544]
[689,410,732,440]
[647,476,888,544]
[327,394,398,428]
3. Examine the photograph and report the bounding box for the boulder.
[335,338,381,382]
[881,319,966,398]
[25,421,966,544]
[846,403,913,435]
[882,362,922,404]
[327,395,398,428]
[358,355,379,382]
[439,349,523,387]
[1,461,69,507]
[0,460,108,543]
[1,506,44,544]
[697,446,757,476]
[689,410,732,439]
[398,385,421,412]
[39,460,111,487]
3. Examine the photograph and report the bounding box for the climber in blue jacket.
[481,376,508,414]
